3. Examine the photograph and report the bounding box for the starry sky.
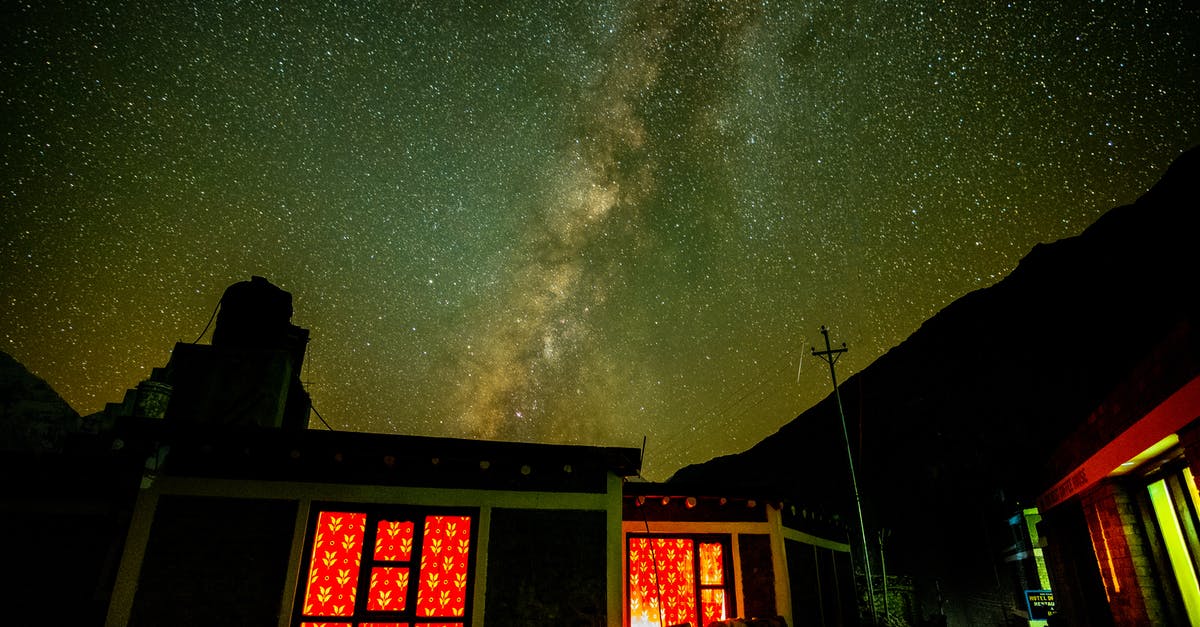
[3,0,1197,479]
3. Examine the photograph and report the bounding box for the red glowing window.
[296,507,474,627]
[628,536,732,627]
[301,623,447,627]
[416,516,472,618]
[301,512,367,617]
[699,542,727,626]
[367,567,410,611]
[375,520,414,561]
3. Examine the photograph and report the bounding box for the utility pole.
[812,325,877,625]
[880,528,891,619]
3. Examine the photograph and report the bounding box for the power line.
[192,297,222,344]
[311,403,334,430]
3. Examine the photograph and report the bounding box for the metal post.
[880,528,890,620]
[812,325,877,625]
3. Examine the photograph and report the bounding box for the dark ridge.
[0,351,81,452]
[670,145,1199,599]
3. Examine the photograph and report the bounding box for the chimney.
[163,277,312,430]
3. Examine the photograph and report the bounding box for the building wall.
[1043,440,1200,626]
[784,539,857,627]
[622,518,780,625]
[1039,371,1200,626]
[128,495,297,626]
[106,473,625,626]
[484,508,608,625]
[1079,481,1158,626]
[1040,499,1115,626]
[621,507,853,627]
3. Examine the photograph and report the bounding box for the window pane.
[702,589,727,625]
[628,537,696,627]
[1148,478,1200,625]
[700,542,724,585]
[367,566,411,611]
[416,515,472,618]
[302,512,367,617]
[629,538,660,627]
[375,520,415,562]
[1185,468,1200,515]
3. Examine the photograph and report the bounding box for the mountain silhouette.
[671,145,1200,621]
[0,351,81,453]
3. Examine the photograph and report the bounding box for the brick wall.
[1040,498,1114,626]
[1079,481,1170,626]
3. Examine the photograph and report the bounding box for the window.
[628,535,733,627]
[1146,469,1200,625]
[295,506,476,627]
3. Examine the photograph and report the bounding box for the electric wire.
[630,436,667,627]
[192,297,222,344]
[643,504,666,627]
[659,350,800,456]
[311,404,334,430]
[706,350,801,425]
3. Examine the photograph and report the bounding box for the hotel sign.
[1025,590,1055,620]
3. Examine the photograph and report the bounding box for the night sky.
[3,0,1197,479]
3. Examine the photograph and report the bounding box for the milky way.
[3,0,1197,478]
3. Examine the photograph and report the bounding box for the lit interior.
[1109,434,1179,476]
[375,520,414,561]
[699,542,727,625]
[316,623,446,627]
[1184,468,1200,509]
[367,567,410,611]
[629,537,697,627]
[301,512,367,617]
[415,515,472,618]
[629,537,728,627]
[699,542,723,585]
[701,589,726,626]
[1147,479,1200,625]
[300,511,469,626]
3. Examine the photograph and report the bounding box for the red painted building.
[1036,321,1200,626]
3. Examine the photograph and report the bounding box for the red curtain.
[629,537,697,627]
[301,512,368,617]
[415,515,472,618]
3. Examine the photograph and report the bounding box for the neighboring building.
[1001,507,1053,625]
[623,482,857,627]
[1036,321,1200,626]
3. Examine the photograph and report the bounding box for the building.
[623,482,857,627]
[104,421,640,626]
[1036,320,1200,626]
[9,276,853,626]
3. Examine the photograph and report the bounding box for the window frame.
[626,533,737,627]
[1138,462,1200,627]
[293,503,479,627]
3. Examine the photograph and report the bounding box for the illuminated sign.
[1025,589,1055,620]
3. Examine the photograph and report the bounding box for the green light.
[1147,478,1200,624]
